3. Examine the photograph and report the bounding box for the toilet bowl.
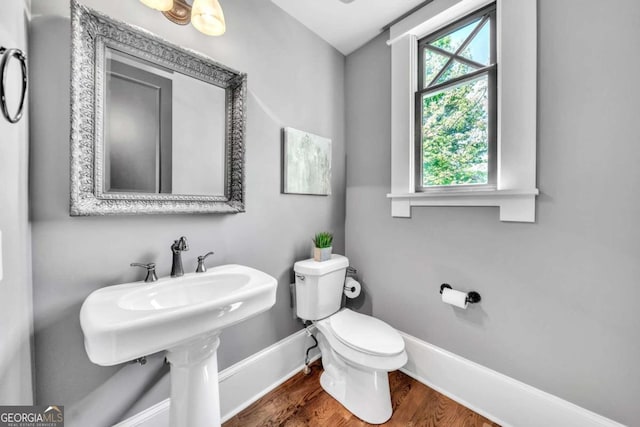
[314,309,407,424]
[294,255,407,424]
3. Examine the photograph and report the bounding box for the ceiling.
[270,0,429,55]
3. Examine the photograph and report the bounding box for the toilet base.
[320,366,392,424]
[316,332,393,424]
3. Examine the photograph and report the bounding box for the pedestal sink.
[80,264,277,427]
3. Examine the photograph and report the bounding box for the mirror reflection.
[103,47,227,196]
[70,0,247,215]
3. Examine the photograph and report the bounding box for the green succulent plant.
[313,232,333,249]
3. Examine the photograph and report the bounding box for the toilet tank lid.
[294,254,349,276]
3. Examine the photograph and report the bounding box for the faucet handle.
[131,262,158,283]
[196,252,214,273]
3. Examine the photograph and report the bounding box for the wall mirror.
[70,0,246,215]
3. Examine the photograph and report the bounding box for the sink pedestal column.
[166,332,222,427]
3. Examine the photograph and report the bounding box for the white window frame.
[387,0,538,222]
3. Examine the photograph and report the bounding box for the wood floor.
[224,361,500,427]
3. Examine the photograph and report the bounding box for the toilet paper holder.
[440,284,481,304]
[344,283,358,292]
[344,267,358,292]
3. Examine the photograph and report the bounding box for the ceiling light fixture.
[140,0,174,12]
[140,0,226,36]
[191,0,226,36]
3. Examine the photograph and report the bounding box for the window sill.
[388,0,538,223]
[387,188,539,222]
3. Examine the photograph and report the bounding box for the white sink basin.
[80,264,277,366]
[80,264,277,427]
[118,273,251,311]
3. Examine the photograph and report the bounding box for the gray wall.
[0,0,33,405]
[29,0,344,424]
[345,1,640,425]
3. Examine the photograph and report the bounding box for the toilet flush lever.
[295,273,305,282]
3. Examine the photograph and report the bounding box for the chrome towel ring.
[0,46,28,124]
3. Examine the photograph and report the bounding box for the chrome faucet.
[131,262,158,283]
[170,236,189,277]
[196,251,214,273]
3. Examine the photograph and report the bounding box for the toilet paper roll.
[441,288,468,309]
[344,277,361,299]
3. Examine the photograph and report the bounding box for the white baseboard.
[115,328,625,427]
[399,332,625,427]
[113,398,168,427]
[113,329,320,427]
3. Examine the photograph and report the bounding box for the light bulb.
[140,0,174,12]
[191,0,226,36]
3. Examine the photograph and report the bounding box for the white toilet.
[294,254,407,424]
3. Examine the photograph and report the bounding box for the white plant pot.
[313,246,332,262]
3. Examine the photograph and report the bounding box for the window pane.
[430,18,480,53]
[460,19,491,65]
[434,60,478,85]
[423,48,450,87]
[421,75,489,187]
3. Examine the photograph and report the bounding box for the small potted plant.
[312,232,333,262]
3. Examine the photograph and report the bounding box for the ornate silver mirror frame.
[70,0,246,215]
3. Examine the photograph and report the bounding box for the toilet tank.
[294,255,349,321]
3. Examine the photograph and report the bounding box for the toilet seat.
[315,310,407,371]
[329,309,405,356]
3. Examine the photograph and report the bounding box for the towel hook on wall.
[0,46,28,124]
